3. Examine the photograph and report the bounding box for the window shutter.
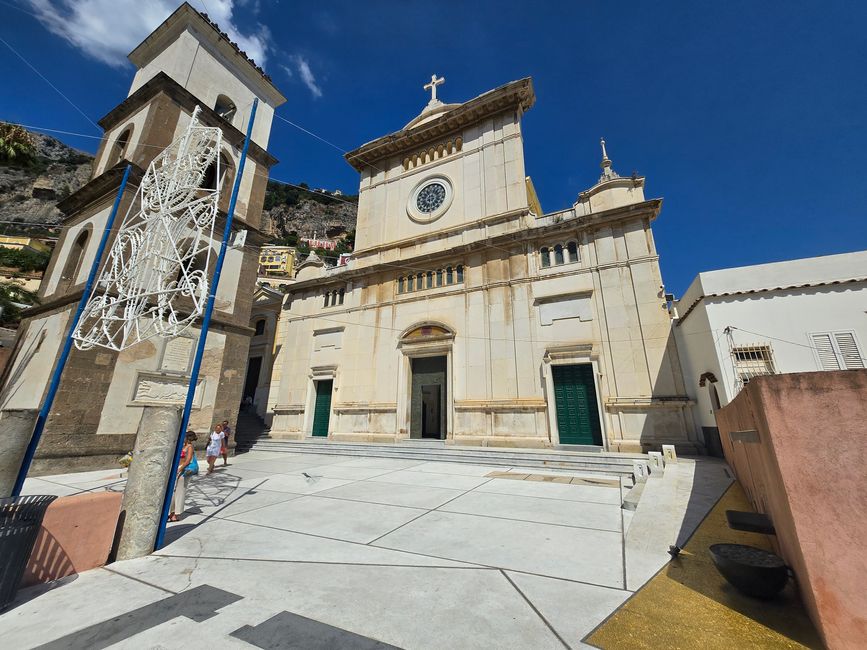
[833,332,865,369]
[812,333,841,370]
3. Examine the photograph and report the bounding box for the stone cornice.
[57,163,270,247]
[286,199,663,292]
[344,78,535,172]
[57,162,145,218]
[98,72,279,168]
[23,288,255,336]
[352,206,530,260]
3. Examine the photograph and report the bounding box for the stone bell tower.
[0,2,286,473]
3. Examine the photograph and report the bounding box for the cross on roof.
[423,74,445,104]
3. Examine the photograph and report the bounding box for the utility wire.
[726,325,867,364]
[0,36,101,132]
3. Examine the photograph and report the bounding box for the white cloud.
[26,0,271,68]
[279,64,294,79]
[290,54,322,98]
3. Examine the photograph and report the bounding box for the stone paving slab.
[0,568,170,648]
[476,476,622,505]
[225,494,427,544]
[108,556,565,650]
[2,452,734,649]
[440,490,623,532]
[373,510,626,587]
[250,473,355,495]
[366,469,492,491]
[408,461,511,476]
[314,480,465,510]
[506,571,631,647]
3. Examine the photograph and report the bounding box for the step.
[248,439,643,476]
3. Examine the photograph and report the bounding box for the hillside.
[261,181,357,243]
[0,125,358,241]
[0,130,92,227]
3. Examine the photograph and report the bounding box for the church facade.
[0,4,285,472]
[267,77,698,453]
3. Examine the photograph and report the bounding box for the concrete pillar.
[0,409,38,498]
[115,406,181,561]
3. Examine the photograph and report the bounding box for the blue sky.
[2,0,865,294]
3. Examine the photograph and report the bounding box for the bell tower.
[1,3,286,473]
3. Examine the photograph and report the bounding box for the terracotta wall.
[23,491,122,587]
[716,370,867,650]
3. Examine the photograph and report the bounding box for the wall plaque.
[132,373,204,408]
[161,336,194,373]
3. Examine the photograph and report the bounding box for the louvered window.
[811,332,865,370]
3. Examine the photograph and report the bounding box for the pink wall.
[716,370,867,650]
[23,492,122,587]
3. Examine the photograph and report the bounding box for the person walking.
[169,431,197,521]
[220,419,232,466]
[206,423,224,474]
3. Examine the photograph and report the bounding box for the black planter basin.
[709,543,788,599]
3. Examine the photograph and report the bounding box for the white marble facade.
[267,78,697,453]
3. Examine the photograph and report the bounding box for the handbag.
[185,454,199,476]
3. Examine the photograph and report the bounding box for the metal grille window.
[732,345,776,384]
[811,332,865,370]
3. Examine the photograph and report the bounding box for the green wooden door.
[552,364,602,445]
[311,380,333,437]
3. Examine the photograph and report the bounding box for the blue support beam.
[154,99,259,550]
[12,164,133,497]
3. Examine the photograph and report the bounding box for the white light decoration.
[73,108,224,351]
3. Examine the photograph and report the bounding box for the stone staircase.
[233,410,271,454]
[248,438,646,476]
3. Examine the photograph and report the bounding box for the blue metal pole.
[154,99,259,550]
[12,164,133,497]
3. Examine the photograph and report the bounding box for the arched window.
[540,246,550,268]
[456,265,464,282]
[214,95,237,123]
[436,269,443,286]
[60,229,89,288]
[426,271,433,289]
[201,152,231,192]
[416,273,424,289]
[111,127,132,166]
[254,319,266,336]
[567,241,579,263]
[323,292,329,308]
[175,244,209,295]
[338,288,345,305]
[446,266,453,284]
[397,277,405,294]
[554,244,564,265]
[407,275,414,292]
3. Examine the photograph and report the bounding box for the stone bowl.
[709,543,789,599]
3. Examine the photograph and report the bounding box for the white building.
[266,76,698,453]
[674,251,867,453]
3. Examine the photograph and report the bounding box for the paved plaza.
[2,450,732,649]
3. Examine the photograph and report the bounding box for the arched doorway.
[399,324,454,440]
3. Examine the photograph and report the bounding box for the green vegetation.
[0,123,36,166]
[334,230,355,255]
[0,247,51,273]
[0,123,91,173]
[0,280,38,325]
[263,180,358,210]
